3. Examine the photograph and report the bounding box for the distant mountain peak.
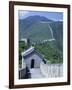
[20,15,54,22]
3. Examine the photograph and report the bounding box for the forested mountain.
[19,15,63,64]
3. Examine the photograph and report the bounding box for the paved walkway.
[30,68,45,78]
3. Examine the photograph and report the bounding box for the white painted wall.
[0,0,72,90]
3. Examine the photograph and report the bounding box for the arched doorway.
[31,59,34,68]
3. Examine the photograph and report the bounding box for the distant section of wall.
[40,61,63,78]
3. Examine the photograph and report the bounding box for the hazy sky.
[19,10,63,21]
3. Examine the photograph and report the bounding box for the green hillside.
[19,16,63,65]
[50,21,63,51]
[20,22,53,41]
[35,43,63,63]
[19,41,63,66]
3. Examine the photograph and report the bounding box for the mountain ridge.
[19,15,63,52]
